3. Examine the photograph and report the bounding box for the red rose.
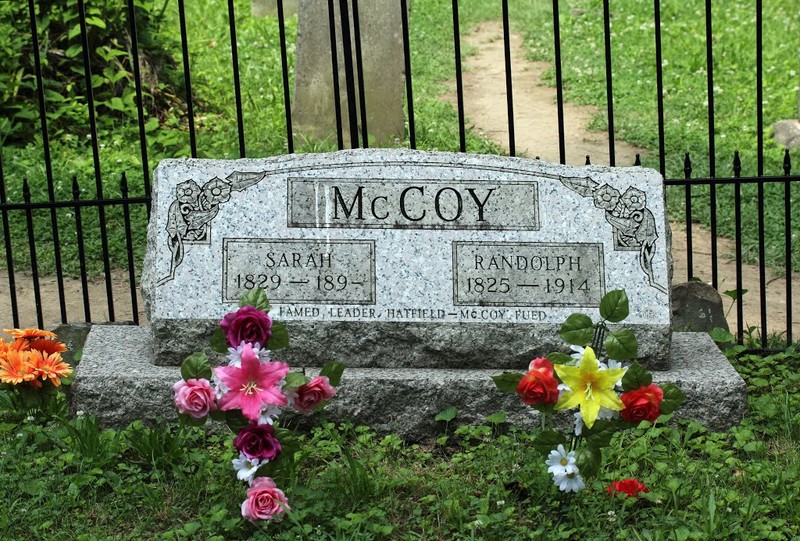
[516,357,559,406]
[292,376,337,414]
[233,422,282,461]
[620,384,664,423]
[607,478,649,498]
[220,305,272,348]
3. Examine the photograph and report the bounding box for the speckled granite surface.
[72,327,745,437]
[142,150,673,369]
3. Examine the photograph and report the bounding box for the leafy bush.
[0,0,181,145]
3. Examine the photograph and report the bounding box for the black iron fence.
[0,0,798,344]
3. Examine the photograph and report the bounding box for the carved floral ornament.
[560,176,668,295]
[158,171,266,286]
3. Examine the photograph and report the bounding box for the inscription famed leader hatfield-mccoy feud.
[141,149,672,371]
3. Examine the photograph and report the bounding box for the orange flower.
[29,339,68,355]
[0,350,37,385]
[29,350,72,386]
[4,328,58,340]
[0,338,28,354]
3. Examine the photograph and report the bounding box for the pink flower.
[607,478,649,498]
[292,376,336,414]
[214,344,290,420]
[173,378,217,419]
[241,477,290,521]
[220,305,272,348]
[234,422,282,461]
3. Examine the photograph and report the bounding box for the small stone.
[771,119,800,149]
[671,281,729,333]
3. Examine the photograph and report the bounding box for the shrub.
[0,0,182,145]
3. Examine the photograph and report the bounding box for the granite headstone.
[141,149,673,369]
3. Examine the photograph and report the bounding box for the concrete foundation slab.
[72,326,746,437]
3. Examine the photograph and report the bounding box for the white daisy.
[232,453,263,483]
[553,464,585,493]
[545,444,576,475]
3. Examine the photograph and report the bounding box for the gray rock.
[771,119,800,149]
[72,326,747,437]
[671,281,730,333]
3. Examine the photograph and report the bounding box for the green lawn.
[1,345,799,539]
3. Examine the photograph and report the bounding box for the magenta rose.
[233,422,282,461]
[172,378,217,419]
[220,305,272,348]
[241,477,290,522]
[292,375,337,414]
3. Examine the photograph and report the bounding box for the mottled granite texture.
[72,327,745,437]
[142,149,673,369]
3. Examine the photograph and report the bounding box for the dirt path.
[445,22,800,340]
[1,21,798,340]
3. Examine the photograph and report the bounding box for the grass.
[509,0,800,271]
[0,0,797,278]
[1,344,799,539]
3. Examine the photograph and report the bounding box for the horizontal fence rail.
[1,0,798,347]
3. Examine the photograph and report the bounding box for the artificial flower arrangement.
[492,290,685,494]
[172,288,344,523]
[0,328,73,417]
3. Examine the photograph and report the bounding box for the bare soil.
[1,21,798,340]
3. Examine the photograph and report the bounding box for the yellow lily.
[554,346,626,429]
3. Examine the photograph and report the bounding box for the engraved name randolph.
[452,242,605,307]
[222,239,375,304]
[288,178,540,230]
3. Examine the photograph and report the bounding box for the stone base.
[71,327,747,437]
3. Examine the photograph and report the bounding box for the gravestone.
[140,149,673,370]
[291,0,405,146]
[73,150,748,436]
[252,0,297,18]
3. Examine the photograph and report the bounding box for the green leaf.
[283,372,308,389]
[582,419,621,449]
[178,413,208,427]
[210,327,228,353]
[546,352,573,365]
[435,405,458,423]
[491,372,523,393]
[723,288,748,301]
[559,313,594,346]
[65,44,83,58]
[86,16,107,29]
[266,322,289,350]
[574,446,602,478]
[223,410,249,433]
[240,288,270,312]
[659,384,686,415]
[484,411,507,425]
[599,290,629,322]
[319,361,345,387]
[605,329,638,360]
[531,429,567,454]
[709,327,735,344]
[180,352,212,381]
[621,361,652,392]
